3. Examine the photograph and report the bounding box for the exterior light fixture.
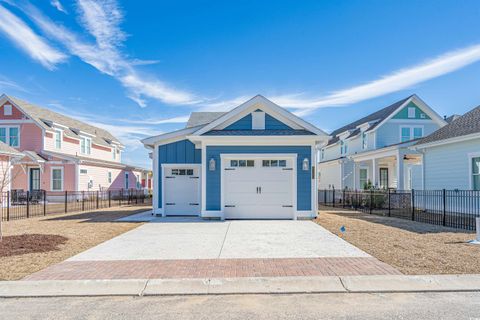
[209,158,216,171]
[302,158,309,171]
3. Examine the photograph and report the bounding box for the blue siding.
[224,114,252,130]
[265,114,293,130]
[376,121,440,148]
[206,146,312,211]
[158,140,201,208]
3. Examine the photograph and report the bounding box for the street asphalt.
[1,291,480,319]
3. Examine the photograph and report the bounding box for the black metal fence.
[319,189,480,230]
[1,189,152,221]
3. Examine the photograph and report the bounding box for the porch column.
[396,150,405,190]
[372,158,377,188]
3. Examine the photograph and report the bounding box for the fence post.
[442,189,447,226]
[342,189,345,208]
[388,188,391,217]
[96,191,99,209]
[26,191,30,218]
[411,189,415,221]
[324,189,327,205]
[6,191,10,221]
[332,188,335,208]
[82,191,85,211]
[43,190,46,216]
[355,189,358,210]
[108,190,111,208]
[136,190,138,204]
[369,189,373,214]
[65,191,68,213]
[120,189,123,206]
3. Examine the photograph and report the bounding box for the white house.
[413,105,480,190]
[142,95,329,220]
[318,95,447,191]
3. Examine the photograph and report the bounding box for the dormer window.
[3,104,12,116]
[54,129,62,149]
[362,132,368,150]
[340,140,347,155]
[80,136,91,155]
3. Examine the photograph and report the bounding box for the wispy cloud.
[112,115,190,125]
[0,4,67,70]
[50,0,67,14]
[269,44,480,115]
[0,76,27,92]
[11,0,197,106]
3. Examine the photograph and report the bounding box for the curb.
[1,275,480,297]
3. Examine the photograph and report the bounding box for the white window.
[80,137,91,155]
[400,126,424,142]
[359,168,368,189]
[408,107,416,118]
[472,157,480,191]
[362,132,368,149]
[340,140,347,155]
[125,172,129,189]
[3,104,12,116]
[0,126,20,147]
[51,167,64,191]
[112,146,116,160]
[54,129,62,149]
[108,171,112,183]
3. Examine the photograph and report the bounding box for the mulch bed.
[0,234,68,258]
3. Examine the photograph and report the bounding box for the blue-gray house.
[142,95,329,219]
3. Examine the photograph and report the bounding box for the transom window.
[262,160,287,167]
[0,126,19,147]
[472,157,480,191]
[80,169,88,174]
[171,169,194,175]
[230,160,254,167]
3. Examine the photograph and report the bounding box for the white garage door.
[164,166,200,216]
[223,157,295,219]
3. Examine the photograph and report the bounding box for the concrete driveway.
[68,219,369,261]
[25,214,400,280]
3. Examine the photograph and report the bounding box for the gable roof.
[325,95,446,147]
[415,105,480,146]
[186,112,226,128]
[0,141,23,157]
[330,95,413,138]
[193,95,328,136]
[2,94,122,148]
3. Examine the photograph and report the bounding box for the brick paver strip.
[24,257,401,280]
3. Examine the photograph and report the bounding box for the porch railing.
[318,188,480,231]
[1,189,152,221]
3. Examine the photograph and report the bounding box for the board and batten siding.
[423,138,480,190]
[157,139,201,208]
[205,145,312,211]
[222,112,294,131]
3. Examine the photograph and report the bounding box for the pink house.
[0,94,149,195]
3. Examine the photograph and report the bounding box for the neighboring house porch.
[349,140,423,190]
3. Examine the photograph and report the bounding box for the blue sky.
[0,0,480,168]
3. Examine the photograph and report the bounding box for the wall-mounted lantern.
[302,157,309,171]
[209,158,216,171]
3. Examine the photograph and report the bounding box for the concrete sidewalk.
[2,275,480,297]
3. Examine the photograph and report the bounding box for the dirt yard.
[0,205,148,280]
[316,207,480,275]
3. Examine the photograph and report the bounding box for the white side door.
[164,167,200,215]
